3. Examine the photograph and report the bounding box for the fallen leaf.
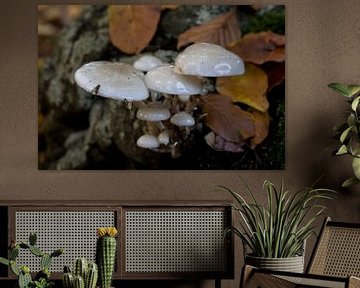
[177,9,241,49]
[262,61,285,90]
[216,63,269,112]
[228,31,285,64]
[205,132,244,152]
[108,5,161,54]
[249,109,270,147]
[160,5,178,10]
[200,94,255,143]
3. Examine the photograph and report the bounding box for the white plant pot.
[245,254,305,273]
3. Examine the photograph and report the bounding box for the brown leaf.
[216,63,269,112]
[200,94,255,143]
[205,132,244,153]
[160,5,178,10]
[249,109,270,147]
[177,9,241,49]
[262,62,285,91]
[228,31,285,64]
[108,5,161,54]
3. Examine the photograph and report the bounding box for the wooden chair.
[241,217,360,288]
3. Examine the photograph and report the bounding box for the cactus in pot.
[62,259,98,288]
[96,227,118,288]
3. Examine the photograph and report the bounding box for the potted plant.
[328,83,360,187]
[221,179,334,273]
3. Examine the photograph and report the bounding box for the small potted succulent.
[221,179,334,273]
[328,83,360,187]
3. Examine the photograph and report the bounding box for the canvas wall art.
[38,5,285,170]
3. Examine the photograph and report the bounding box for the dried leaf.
[216,63,269,112]
[177,9,241,49]
[249,109,270,147]
[262,62,285,90]
[200,94,255,143]
[108,5,161,54]
[205,132,244,153]
[228,31,285,64]
[161,5,178,10]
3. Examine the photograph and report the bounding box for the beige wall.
[1,1,359,287]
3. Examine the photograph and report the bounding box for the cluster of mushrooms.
[74,43,245,157]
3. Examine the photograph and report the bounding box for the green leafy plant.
[0,232,63,288]
[221,179,334,258]
[328,83,360,187]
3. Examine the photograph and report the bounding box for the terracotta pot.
[245,254,305,273]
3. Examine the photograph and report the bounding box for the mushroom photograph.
[38,5,285,170]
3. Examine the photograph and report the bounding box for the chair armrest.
[349,276,360,288]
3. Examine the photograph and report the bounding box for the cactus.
[18,267,32,288]
[41,253,52,270]
[63,260,98,288]
[74,275,85,288]
[29,232,37,246]
[0,232,64,288]
[63,272,74,288]
[85,263,98,288]
[96,227,118,288]
[74,258,88,279]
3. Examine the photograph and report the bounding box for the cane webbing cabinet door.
[0,201,234,283]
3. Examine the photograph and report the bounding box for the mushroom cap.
[170,111,195,127]
[174,43,245,77]
[74,61,149,101]
[136,134,159,149]
[133,55,165,72]
[136,107,171,121]
[145,65,202,95]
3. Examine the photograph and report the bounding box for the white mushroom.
[174,43,245,77]
[133,55,165,72]
[74,61,149,101]
[170,111,195,127]
[145,65,202,96]
[136,107,171,121]
[136,134,160,149]
[158,130,170,145]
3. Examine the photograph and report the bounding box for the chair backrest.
[307,217,360,277]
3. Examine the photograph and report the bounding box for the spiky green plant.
[0,232,63,288]
[328,83,360,187]
[222,179,335,258]
[96,227,118,288]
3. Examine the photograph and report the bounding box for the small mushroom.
[136,107,171,121]
[158,130,170,145]
[174,42,245,77]
[136,134,160,149]
[170,111,195,127]
[74,61,149,102]
[145,65,202,97]
[133,55,165,72]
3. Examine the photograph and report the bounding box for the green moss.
[242,7,285,35]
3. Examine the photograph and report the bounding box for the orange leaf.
[216,63,269,112]
[228,31,285,64]
[200,94,255,143]
[177,9,241,49]
[108,5,161,54]
[249,109,270,147]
